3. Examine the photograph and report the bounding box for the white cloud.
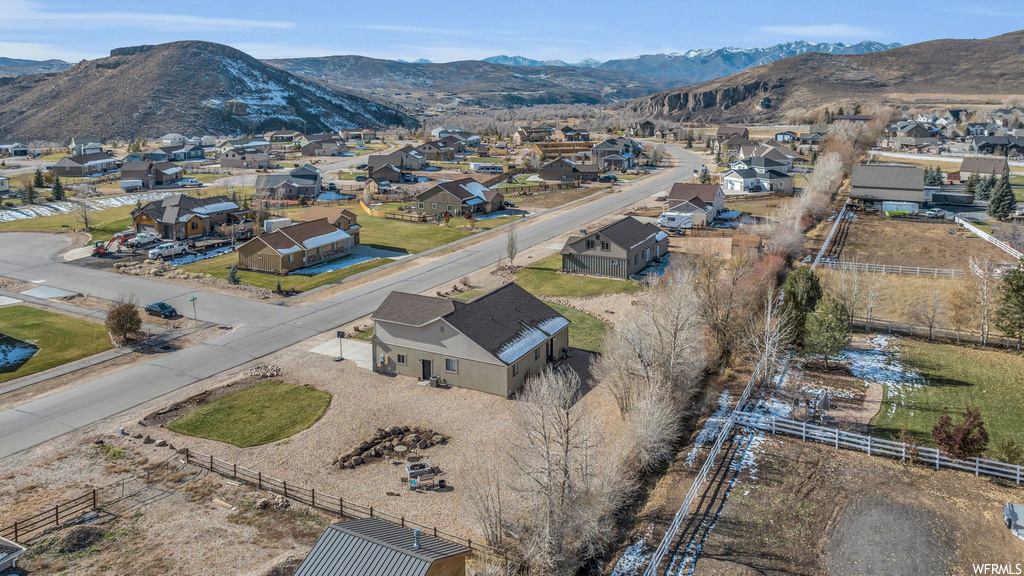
[4,0,293,31]
[758,24,881,38]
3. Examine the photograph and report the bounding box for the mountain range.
[0,57,73,77]
[0,41,416,141]
[628,31,1024,123]
[483,42,900,81]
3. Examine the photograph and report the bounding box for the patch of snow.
[0,191,180,222]
[610,527,653,576]
[840,334,925,418]
[288,253,380,276]
[684,391,732,466]
[496,317,568,364]
[167,245,235,266]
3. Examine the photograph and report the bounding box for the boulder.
[432,435,445,444]
[142,435,154,444]
[346,461,356,469]
[358,442,372,451]
[401,425,410,432]
[155,440,167,447]
[352,456,364,466]
[389,426,402,436]
[417,440,428,450]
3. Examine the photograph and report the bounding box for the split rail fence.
[734,412,1023,485]
[181,449,507,562]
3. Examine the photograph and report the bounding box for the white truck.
[656,211,694,229]
[148,242,188,260]
[125,232,161,248]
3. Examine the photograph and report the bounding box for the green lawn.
[358,217,471,254]
[166,380,331,447]
[449,289,484,301]
[179,253,389,292]
[870,339,1024,452]
[338,172,368,180]
[351,327,375,341]
[546,303,607,353]
[515,255,642,297]
[0,306,113,383]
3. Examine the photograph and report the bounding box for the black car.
[144,302,177,318]
[598,175,618,183]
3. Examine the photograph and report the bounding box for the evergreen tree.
[781,267,823,346]
[837,106,845,116]
[33,168,44,188]
[963,172,979,195]
[995,259,1024,347]
[853,103,862,115]
[226,265,241,285]
[51,176,64,201]
[23,179,35,203]
[714,151,722,164]
[925,166,944,186]
[988,173,1017,219]
[976,173,994,201]
[804,294,851,368]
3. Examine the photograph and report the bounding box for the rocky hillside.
[628,31,1024,122]
[0,57,72,77]
[0,41,416,141]
[266,55,680,109]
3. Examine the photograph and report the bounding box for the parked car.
[327,182,337,190]
[502,200,516,208]
[144,302,177,318]
[148,242,188,260]
[354,175,367,182]
[179,178,203,188]
[924,208,946,218]
[355,164,368,170]
[598,174,617,183]
[126,232,161,248]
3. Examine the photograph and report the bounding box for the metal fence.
[181,449,507,562]
[822,260,964,277]
[734,412,1024,485]
[851,315,1022,349]
[641,353,784,576]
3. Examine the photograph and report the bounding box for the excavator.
[91,230,137,257]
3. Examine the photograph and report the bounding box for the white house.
[0,176,9,194]
[430,125,464,138]
[160,133,186,146]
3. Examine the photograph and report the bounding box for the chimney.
[413,529,422,550]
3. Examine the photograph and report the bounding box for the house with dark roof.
[958,156,1010,179]
[539,157,599,182]
[369,164,412,184]
[144,144,204,162]
[132,194,247,239]
[716,126,750,139]
[512,126,554,145]
[367,147,427,171]
[53,152,118,177]
[553,125,591,142]
[561,216,668,279]
[591,138,643,169]
[295,518,471,576]
[301,139,346,157]
[849,165,926,208]
[68,135,103,155]
[236,218,354,274]
[414,178,504,217]
[254,165,323,199]
[414,140,455,161]
[0,141,30,157]
[371,283,570,396]
[120,160,182,189]
[970,136,1024,157]
[631,120,656,138]
[723,157,793,193]
[219,147,272,169]
[663,183,725,225]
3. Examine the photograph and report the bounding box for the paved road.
[0,146,701,459]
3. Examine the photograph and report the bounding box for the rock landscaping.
[113,260,276,299]
[332,426,447,469]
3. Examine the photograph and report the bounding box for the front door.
[421,359,432,380]
[546,338,554,361]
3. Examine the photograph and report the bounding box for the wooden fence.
[851,315,1022,349]
[499,182,575,196]
[479,166,530,188]
[823,260,964,277]
[734,412,1024,485]
[182,448,507,562]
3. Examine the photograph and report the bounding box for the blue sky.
[2,0,1020,63]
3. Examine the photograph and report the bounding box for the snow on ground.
[167,246,236,266]
[611,527,653,576]
[685,391,732,466]
[840,334,925,418]
[0,191,179,222]
[0,336,38,371]
[668,429,768,576]
[288,253,380,276]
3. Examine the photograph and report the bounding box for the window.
[445,358,458,373]
[397,354,406,365]
[512,363,519,377]
[634,254,639,265]
[534,348,540,361]
[257,254,262,259]
[585,240,595,250]
[288,254,294,263]
[601,241,610,251]
[447,204,454,212]
[432,203,437,210]
[418,202,424,209]
[191,221,199,230]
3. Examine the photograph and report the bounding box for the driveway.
[0,145,702,459]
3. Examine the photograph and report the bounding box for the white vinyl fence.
[822,260,964,277]
[950,214,1023,260]
[734,412,1023,485]
[851,316,1023,349]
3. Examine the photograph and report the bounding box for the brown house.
[512,126,553,145]
[958,156,1010,180]
[236,218,354,274]
[553,125,591,142]
[561,216,668,279]
[414,178,504,217]
[132,194,246,240]
[301,139,346,157]
[297,206,360,244]
[664,182,725,226]
[539,157,599,182]
[53,152,117,177]
[414,141,454,161]
[369,164,409,183]
[367,147,427,171]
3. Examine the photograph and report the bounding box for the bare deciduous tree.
[506,224,518,267]
[73,200,93,231]
[745,286,794,385]
[910,286,945,339]
[863,272,890,330]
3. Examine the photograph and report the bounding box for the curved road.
[0,146,702,459]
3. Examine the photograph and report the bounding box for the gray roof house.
[254,165,323,199]
[849,165,926,206]
[561,216,668,279]
[0,535,26,573]
[294,518,471,576]
[372,283,570,397]
[591,138,643,169]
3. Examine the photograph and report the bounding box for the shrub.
[932,406,989,460]
[106,298,142,344]
[226,265,241,285]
